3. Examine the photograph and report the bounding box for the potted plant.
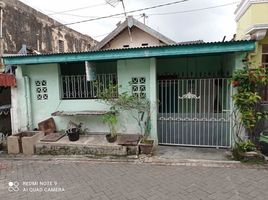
[138,112,155,155]
[66,121,82,142]
[102,111,118,143]
[99,85,155,154]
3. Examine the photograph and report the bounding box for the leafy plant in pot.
[138,114,155,155]
[102,111,118,143]
[98,84,155,154]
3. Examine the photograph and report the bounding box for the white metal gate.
[157,78,231,148]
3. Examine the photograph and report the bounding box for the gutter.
[24,76,33,130]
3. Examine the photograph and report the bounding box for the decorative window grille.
[61,73,117,99]
[131,77,146,98]
[35,80,48,100]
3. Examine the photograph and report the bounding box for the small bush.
[232,140,256,161]
[236,140,256,152]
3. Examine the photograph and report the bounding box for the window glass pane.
[263,44,268,53]
[262,54,268,64]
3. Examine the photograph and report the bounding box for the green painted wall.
[21,63,111,132]
[117,59,151,95]
[117,58,153,136]
[15,58,155,137]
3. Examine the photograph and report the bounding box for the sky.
[19,0,240,43]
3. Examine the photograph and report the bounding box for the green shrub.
[236,140,256,152]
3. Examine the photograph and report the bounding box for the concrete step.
[35,135,128,156]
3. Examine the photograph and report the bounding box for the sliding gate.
[158,78,231,148]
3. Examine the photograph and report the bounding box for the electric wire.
[56,0,189,27]
[148,1,239,16]
[47,2,107,16]
[9,0,238,38]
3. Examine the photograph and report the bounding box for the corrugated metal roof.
[0,73,16,87]
[3,40,254,58]
[3,40,256,65]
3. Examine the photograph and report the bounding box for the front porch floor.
[36,134,128,156]
[154,145,229,161]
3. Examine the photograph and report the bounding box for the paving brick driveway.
[0,159,268,200]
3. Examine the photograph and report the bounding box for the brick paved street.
[0,159,268,200]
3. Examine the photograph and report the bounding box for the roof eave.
[3,41,255,66]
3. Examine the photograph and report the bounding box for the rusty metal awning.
[0,73,16,87]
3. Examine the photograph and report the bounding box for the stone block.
[7,131,44,155]
[22,131,44,155]
[7,135,21,154]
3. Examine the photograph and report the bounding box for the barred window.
[262,44,268,68]
[60,62,117,99]
[260,44,268,101]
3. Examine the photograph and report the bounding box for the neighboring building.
[235,0,268,134]
[235,0,268,100]
[0,0,97,136]
[94,16,176,50]
[1,0,96,54]
[3,40,255,148]
[235,0,268,69]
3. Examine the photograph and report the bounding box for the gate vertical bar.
[188,79,193,143]
[217,78,220,147]
[169,80,172,144]
[221,79,224,147]
[165,80,168,144]
[177,79,180,144]
[199,79,201,145]
[173,79,176,144]
[161,80,164,144]
[203,79,206,145]
[181,79,184,144]
[194,79,197,145]
[228,78,232,147]
[208,79,211,146]
[186,79,188,145]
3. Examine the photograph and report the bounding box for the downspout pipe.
[24,76,33,130]
[0,2,6,72]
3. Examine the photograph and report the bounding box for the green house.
[3,40,255,148]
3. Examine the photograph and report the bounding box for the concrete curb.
[0,154,267,169]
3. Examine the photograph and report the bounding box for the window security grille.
[61,73,117,99]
